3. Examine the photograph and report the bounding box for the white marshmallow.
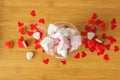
[87,32,95,40]
[57,47,67,58]
[66,28,78,36]
[47,24,60,35]
[33,32,40,40]
[40,37,54,52]
[26,52,34,60]
[52,28,70,38]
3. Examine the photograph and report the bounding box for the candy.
[47,24,60,35]
[87,32,95,40]
[26,52,34,60]
[95,39,102,43]
[70,35,82,52]
[5,40,13,48]
[66,28,78,35]
[33,32,40,40]
[40,37,54,52]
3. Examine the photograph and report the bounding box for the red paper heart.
[99,23,106,30]
[35,44,41,50]
[60,60,66,65]
[85,25,91,32]
[114,46,119,52]
[19,27,25,35]
[18,36,24,42]
[96,44,104,52]
[103,54,109,61]
[27,31,33,36]
[17,40,24,48]
[108,36,116,44]
[30,24,37,30]
[92,13,97,19]
[5,41,13,48]
[95,19,103,25]
[111,18,116,24]
[105,44,111,50]
[38,18,45,24]
[88,40,96,48]
[74,53,80,59]
[43,58,49,64]
[30,10,36,17]
[81,51,87,58]
[34,39,40,44]
[18,21,24,27]
[111,24,117,30]
[97,50,104,56]
[80,31,87,36]
[88,19,95,25]
[102,33,107,39]
[89,46,96,52]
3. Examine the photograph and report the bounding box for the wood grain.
[0,0,120,80]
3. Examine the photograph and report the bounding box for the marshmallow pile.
[40,23,82,59]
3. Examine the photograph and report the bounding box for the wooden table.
[0,0,120,80]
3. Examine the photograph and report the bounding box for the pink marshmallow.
[69,35,82,52]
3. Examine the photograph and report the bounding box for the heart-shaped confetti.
[30,10,36,17]
[111,24,117,30]
[18,21,24,27]
[96,44,104,53]
[43,58,49,64]
[114,46,119,52]
[38,18,45,24]
[99,23,106,30]
[85,25,91,32]
[5,41,13,48]
[95,19,103,25]
[102,33,107,39]
[80,31,87,36]
[35,44,41,50]
[81,51,87,58]
[60,60,66,65]
[17,40,24,48]
[108,36,116,44]
[103,54,109,61]
[27,31,33,36]
[19,27,25,35]
[74,53,80,59]
[88,19,95,25]
[30,24,37,30]
[18,36,24,42]
[92,13,97,19]
[111,18,116,24]
[105,44,111,50]
[88,40,96,48]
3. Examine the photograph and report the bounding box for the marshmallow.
[47,24,60,35]
[87,32,95,40]
[40,37,54,52]
[66,28,78,36]
[33,32,40,40]
[52,28,70,38]
[26,52,34,60]
[69,35,82,52]
[57,46,67,58]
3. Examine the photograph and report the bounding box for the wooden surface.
[0,0,120,80]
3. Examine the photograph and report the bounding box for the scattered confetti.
[38,18,45,24]
[18,21,24,27]
[60,60,66,65]
[74,53,80,59]
[103,54,109,61]
[19,27,25,35]
[43,58,49,64]
[114,46,119,52]
[81,51,87,58]
[5,40,13,48]
[30,10,36,17]
[27,31,33,36]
